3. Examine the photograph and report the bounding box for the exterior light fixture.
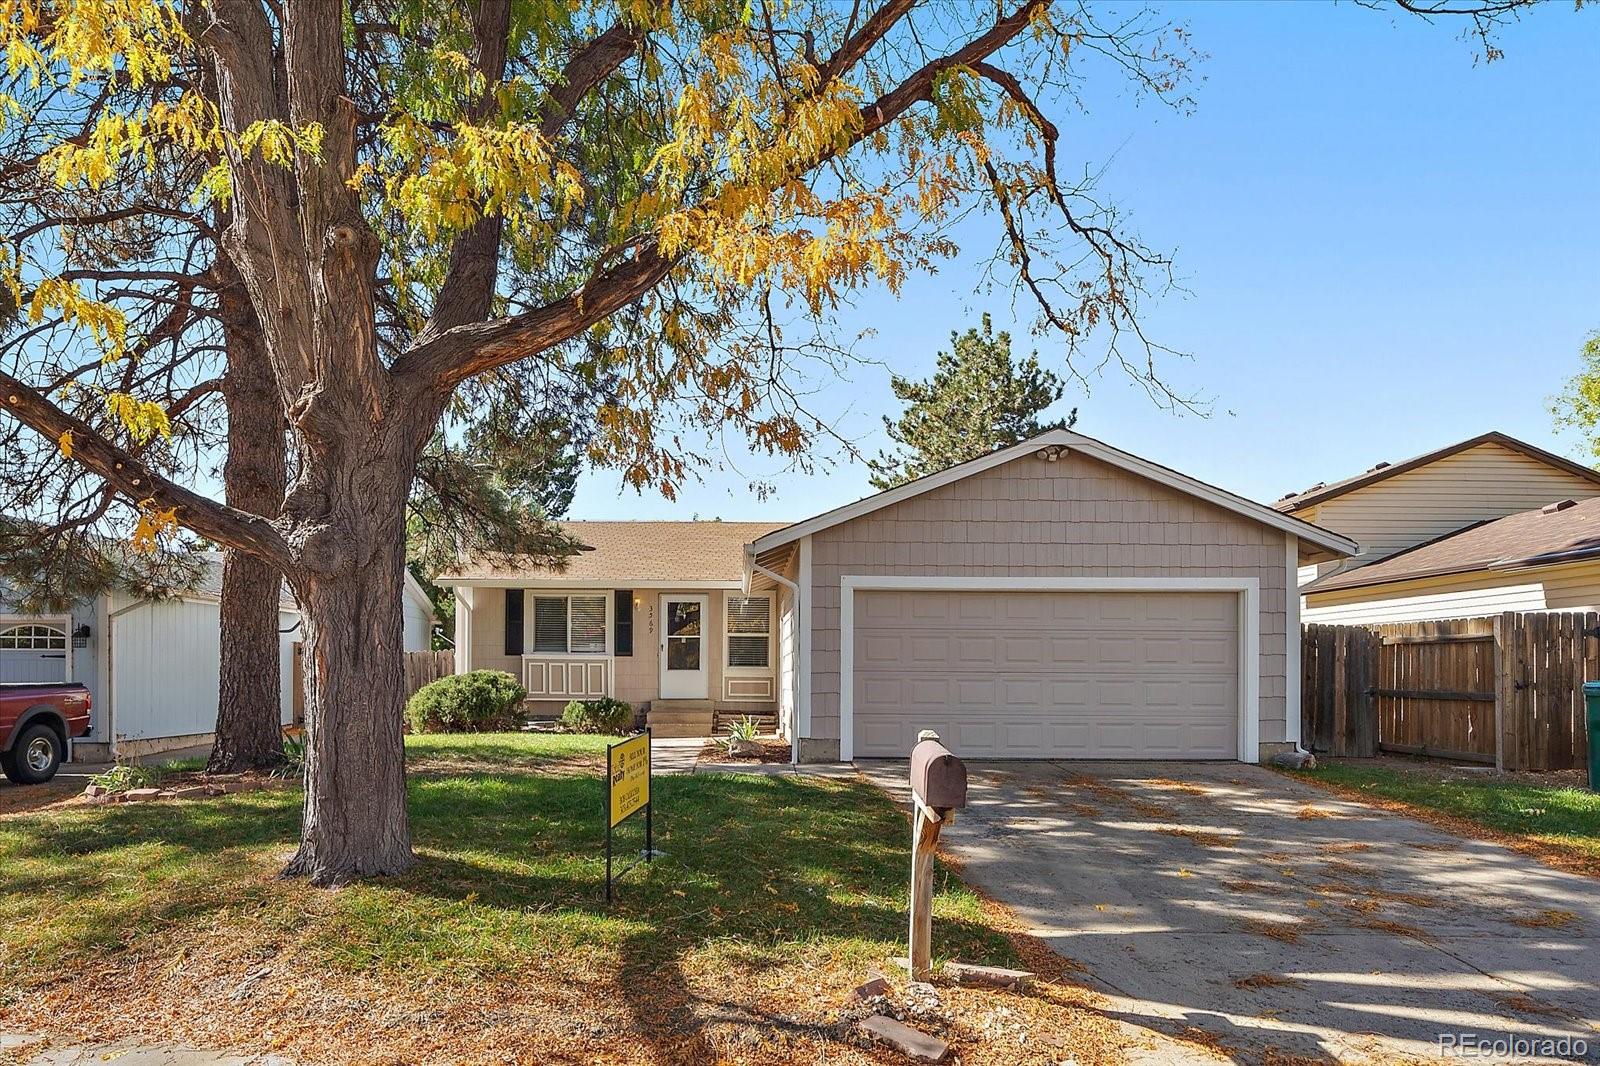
[1035,444,1068,463]
[72,623,91,648]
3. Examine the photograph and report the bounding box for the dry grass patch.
[6,734,1169,1066]
[1223,879,1293,898]
[1321,858,1377,880]
[1488,991,1573,1019]
[1147,778,1209,797]
[1240,918,1315,944]
[1322,841,1373,854]
[1353,917,1433,943]
[1157,827,1237,849]
[1232,973,1303,990]
[1509,908,1580,930]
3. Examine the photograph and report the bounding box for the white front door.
[659,595,709,700]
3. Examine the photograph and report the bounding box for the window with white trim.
[725,595,772,669]
[531,595,608,654]
[0,623,66,650]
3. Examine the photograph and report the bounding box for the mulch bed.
[698,737,793,764]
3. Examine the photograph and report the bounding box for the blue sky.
[569,2,1600,522]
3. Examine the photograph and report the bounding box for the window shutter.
[614,591,634,656]
[533,597,569,652]
[726,595,771,668]
[504,589,524,656]
[569,595,608,653]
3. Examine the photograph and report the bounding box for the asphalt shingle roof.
[438,521,788,584]
[1306,496,1600,593]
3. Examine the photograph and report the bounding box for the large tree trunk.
[209,257,289,774]
[279,451,422,885]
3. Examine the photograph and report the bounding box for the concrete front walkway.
[859,760,1600,1064]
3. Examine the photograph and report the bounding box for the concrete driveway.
[860,760,1600,1064]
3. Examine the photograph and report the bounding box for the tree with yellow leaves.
[0,0,1546,883]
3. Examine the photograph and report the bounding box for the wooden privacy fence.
[404,650,455,696]
[1302,612,1595,772]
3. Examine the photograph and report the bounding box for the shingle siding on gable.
[1312,442,1600,567]
[804,450,1289,747]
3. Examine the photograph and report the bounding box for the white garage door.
[853,590,1240,759]
[0,622,70,684]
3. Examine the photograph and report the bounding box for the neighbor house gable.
[1280,436,1600,570]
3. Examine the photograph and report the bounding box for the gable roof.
[1305,496,1600,594]
[438,521,788,586]
[748,429,1358,559]
[1275,431,1600,514]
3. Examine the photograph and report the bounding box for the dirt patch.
[697,737,792,765]
[1356,755,1585,790]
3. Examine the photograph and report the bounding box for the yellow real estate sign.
[608,733,651,827]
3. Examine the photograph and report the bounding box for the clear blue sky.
[568,2,1600,522]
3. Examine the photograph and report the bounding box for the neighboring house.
[0,555,436,761]
[1300,497,1600,625]
[439,429,1356,764]
[1274,431,1600,625]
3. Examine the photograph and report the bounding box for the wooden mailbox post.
[907,730,968,980]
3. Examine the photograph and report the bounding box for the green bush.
[406,671,527,734]
[89,763,156,794]
[560,696,633,735]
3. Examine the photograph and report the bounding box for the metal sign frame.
[604,727,653,902]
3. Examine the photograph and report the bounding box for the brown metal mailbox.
[910,738,967,811]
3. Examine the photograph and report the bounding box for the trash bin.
[1585,681,1600,792]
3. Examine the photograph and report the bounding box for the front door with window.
[659,595,709,700]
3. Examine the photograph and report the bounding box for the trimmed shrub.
[406,670,527,734]
[561,696,633,735]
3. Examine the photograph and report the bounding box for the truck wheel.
[2,724,63,785]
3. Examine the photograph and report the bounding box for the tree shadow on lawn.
[2,767,1016,1059]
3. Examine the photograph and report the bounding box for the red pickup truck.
[0,683,92,784]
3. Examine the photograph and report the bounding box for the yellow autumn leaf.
[57,430,73,457]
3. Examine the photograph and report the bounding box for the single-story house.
[440,429,1357,764]
[1,554,436,760]
[1301,495,1600,625]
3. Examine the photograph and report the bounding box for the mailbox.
[909,737,967,811]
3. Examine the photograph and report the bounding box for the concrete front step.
[646,717,710,736]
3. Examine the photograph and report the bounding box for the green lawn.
[0,733,1028,1062]
[1297,761,1600,865]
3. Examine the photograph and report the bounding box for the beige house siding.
[468,585,778,713]
[1303,559,1600,625]
[804,450,1289,754]
[1309,442,1600,574]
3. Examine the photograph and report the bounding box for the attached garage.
[744,429,1359,764]
[850,585,1245,759]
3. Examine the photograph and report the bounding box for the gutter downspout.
[745,549,801,765]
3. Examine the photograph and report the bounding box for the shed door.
[0,622,69,684]
[852,590,1239,759]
